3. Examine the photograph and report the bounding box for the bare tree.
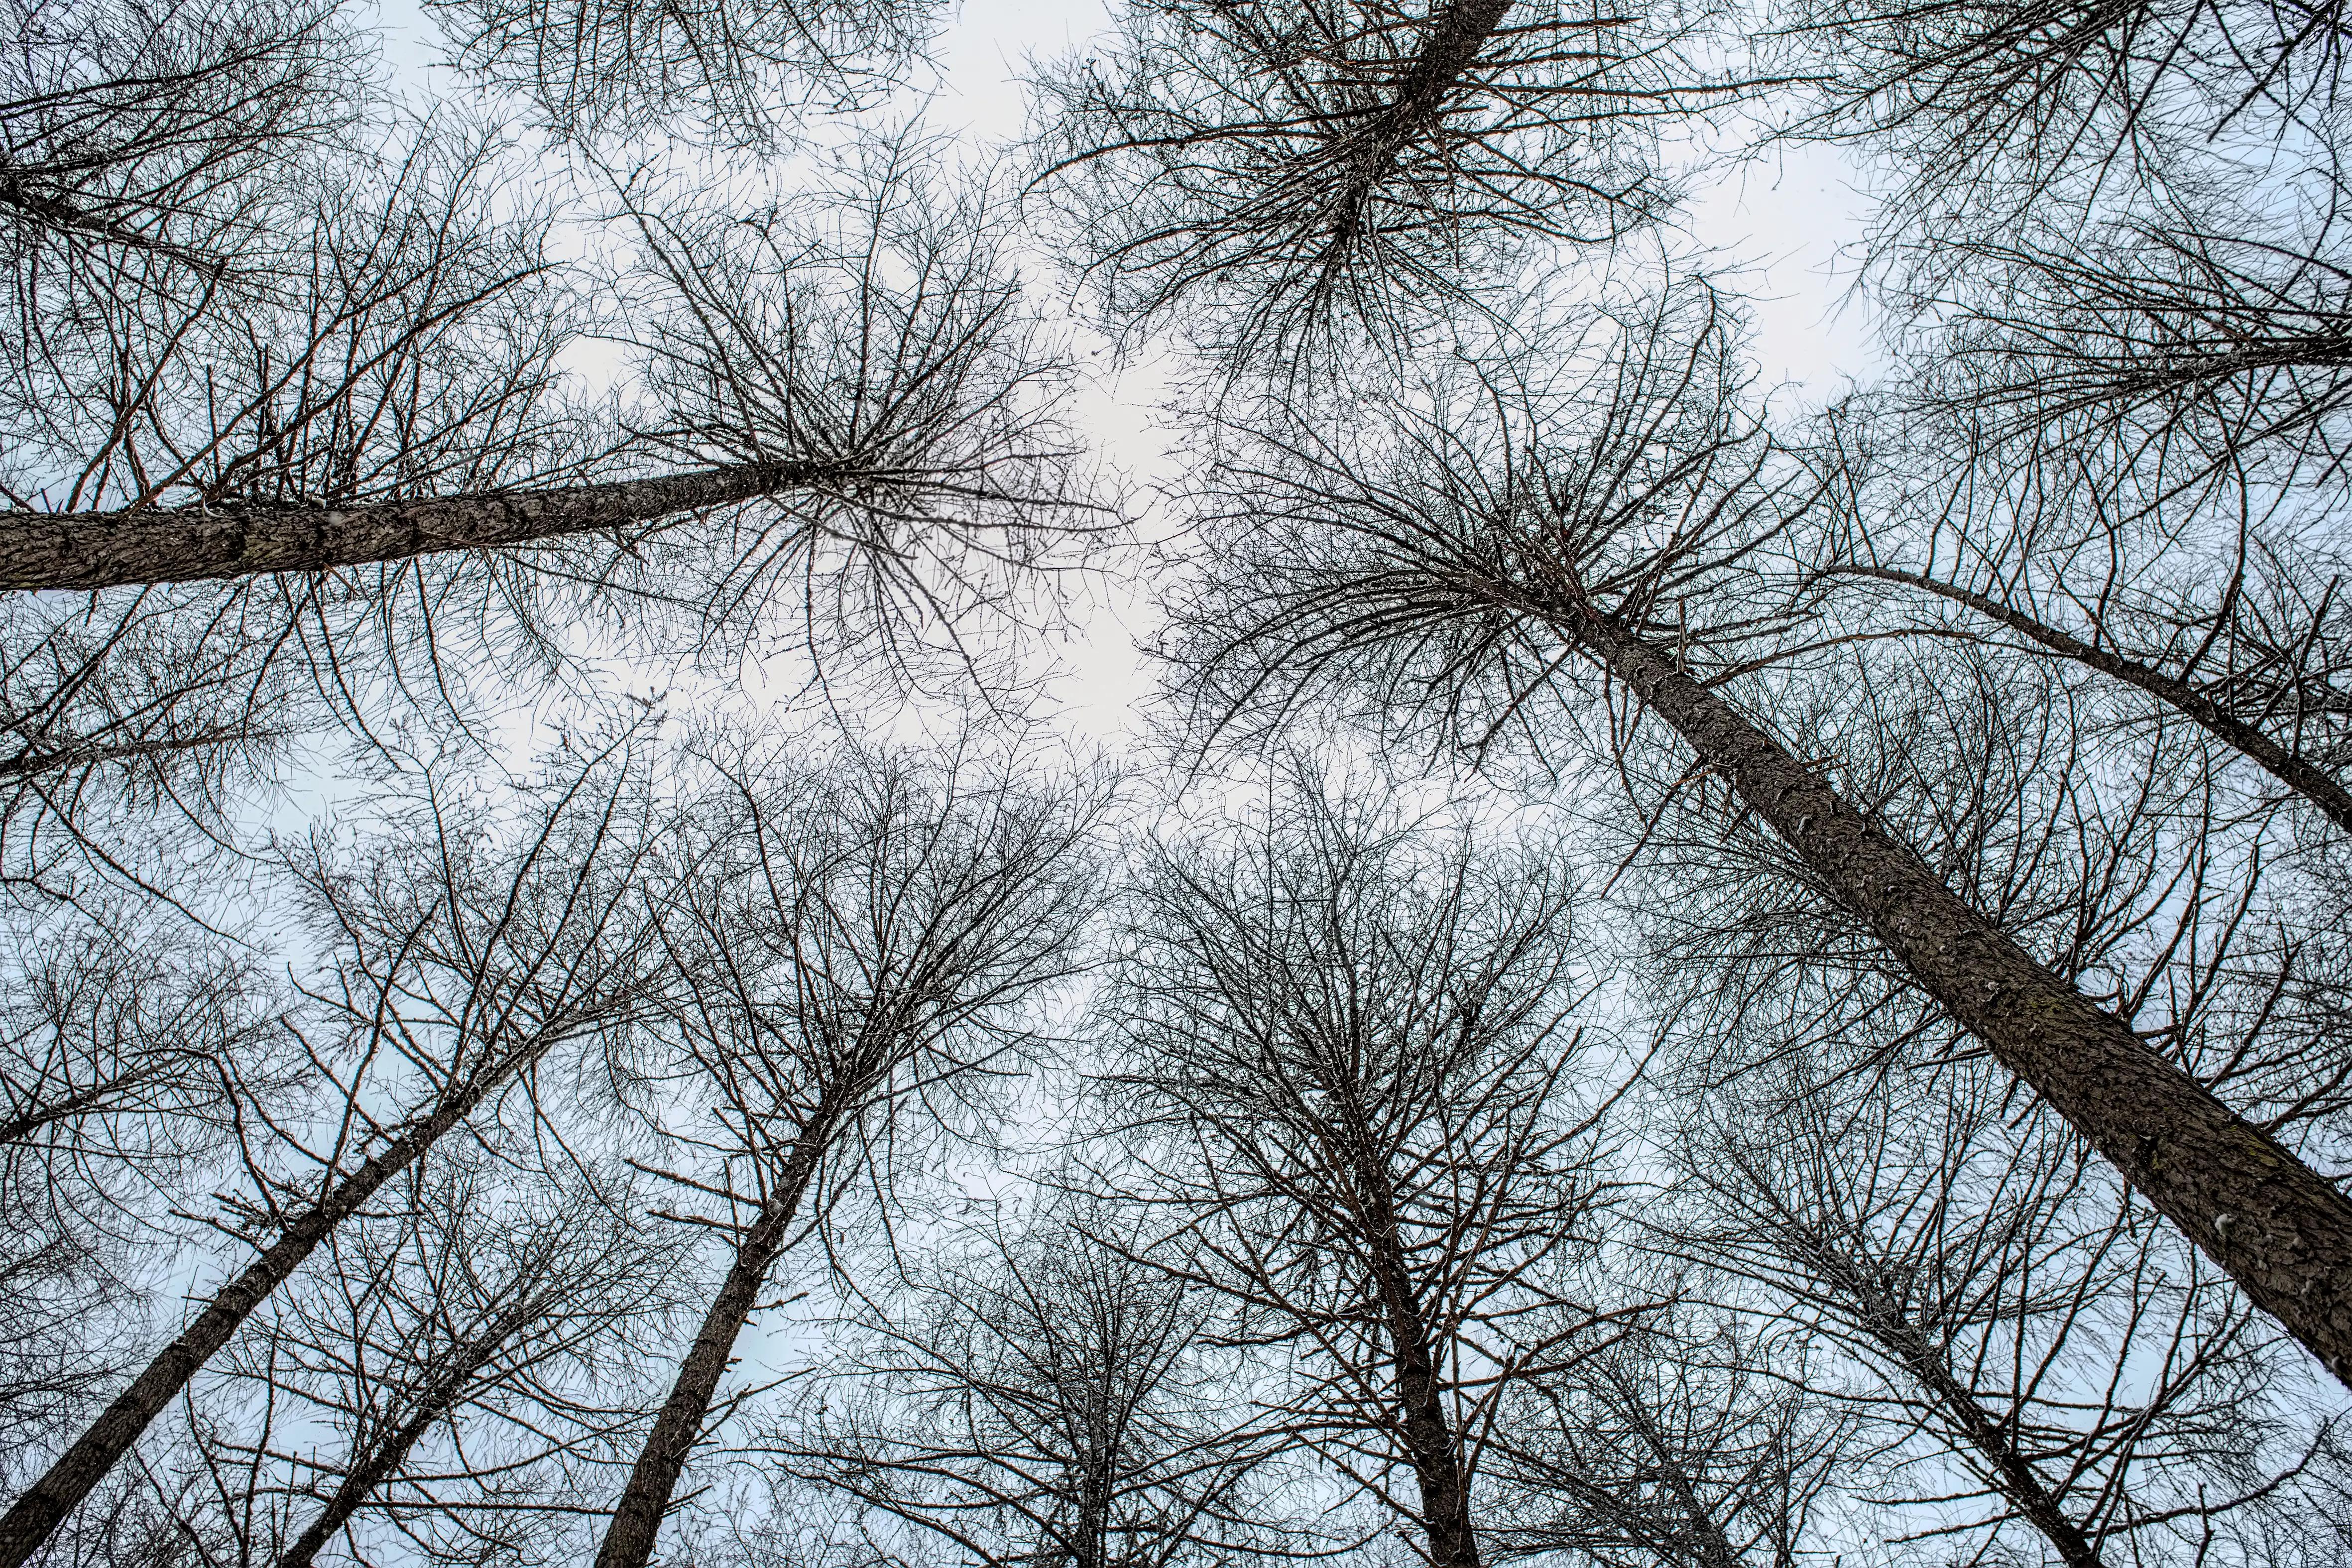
[159,1157,683,1568]
[0,731,668,1568]
[0,137,1096,602]
[1095,768,1638,1568]
[1158,281,2352,1385]
[1766,0,2352,238]
[589,731,1106,1568]
[0,0,362,284]
[0,134,1102,913]
[1670,1049,2343,1568]
[426,0,936,146]
[0,907,274,1500]
[770,1201,1283,1568]
[1027,0,1726,371]
[1795,191,2352,838]
[1488,1305,1856,1568]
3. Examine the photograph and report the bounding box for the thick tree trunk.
[0,1039,544,1568]
[1831,562,2352,833]
[592,1136,826,1568]
[0,462,817,593]
[1377,0,1517,145]
[1381,1300,1481,1568]
[1558,603,2352,1387]
[1321,0,1515,243]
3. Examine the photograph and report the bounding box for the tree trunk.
[1816,1249,2103,1567]
[591,1135,826,1568]
[0,462,820,593]
[1830,562,2352,833]
[1558,603,2352,1388]
[0,1040,547,1568]
[275,1301,543,1568]
[1346,1131,1481,1568]
[1322,0,1516,242]
[1376,0,1517,146]
[1380,1293,1482,1568]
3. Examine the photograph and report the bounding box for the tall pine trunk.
[275,1296,550,1568]
[1830,562,2352,833]
[1559,602,2352,1386]
[592,1134,827,1568]
[0,463,815,592]
[1344,1109,1481,1568]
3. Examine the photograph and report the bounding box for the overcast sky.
[365,0,1886,751]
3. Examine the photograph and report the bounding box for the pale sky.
[362,0,1885,752]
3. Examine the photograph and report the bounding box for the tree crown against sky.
[7,0,2352,1566]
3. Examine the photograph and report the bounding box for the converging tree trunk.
[1560,602,2352,1386]
[1356,1150,1482,1568]
[0,1035,551,1568]
[587,733,1100,1568]
[1105,774,1628,1568]
[276,1295,547,1568]
[592,1132,825,1568]
[1827,562,2352,833]
[0,749,653,1568]
[0,463,820,592]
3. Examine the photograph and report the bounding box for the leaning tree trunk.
[0,1034,555,1568]
[1556,601,2352,1387]
[1377,0,1517,144]
[592,1131,828,1568]
[1831,562,2352,833]
[276,1296,548,1568]
[0,462,822,592]
[1812,1244,2103,1568]
[1317,0,1517,248]
[1346,1119,1482,1568]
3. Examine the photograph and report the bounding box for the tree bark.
[1322,0,1516,241]
[591,1135,826,1568]
[1811,1247,2103,1567]
[0,462,819,593]
[1555,602,2352,1388]
[1341,1116,1481,1568]
[1372,1254,1482,1568]
[0,1038,549,1568]
[1830,562,2352,833]
[1375,0,1517,148]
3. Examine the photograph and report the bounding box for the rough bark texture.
[0,1040,542,1568]
[1833,563,2352,833]
[1559,603,2352,1388]
[1370,1235,1481,1568]
[0,462,812,592]
[1375,0,1516,147]
[1326,0,1516,235]
[592,1136,825,1568]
